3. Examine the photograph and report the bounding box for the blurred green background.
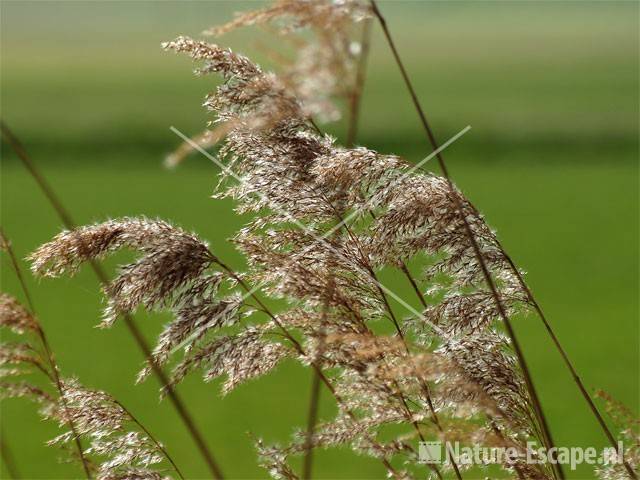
[1,1,638,478]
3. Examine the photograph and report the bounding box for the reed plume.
[166,0,370,167]
[1,236,182,480]
[21,1,637,478]
[31,29,558,477]
[368,2,636,477]
[594,392,639,480]
[30,218,291,395]
[205,0,370,123]
[0,121,225,479]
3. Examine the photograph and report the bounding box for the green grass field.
[1,1,638,478]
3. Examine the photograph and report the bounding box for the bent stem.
[0,429,21,479]
[341,211,461,479]
[497,242,639,480]
[301,310,325,480]
[1,230,92,479]
[368,2,564,479]
[211,256,409,478]
[0,121,225,480]
[347,54,463,466]
[302,271,335,480]
[341,32,464,473]
[302,369,322,479]
[369,3,638,479]
[114,400,185,480]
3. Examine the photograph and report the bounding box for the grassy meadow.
[1,1,638,478]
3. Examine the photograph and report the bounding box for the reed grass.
[1,1,637,479]
[0,121,225,480]
[1,231,184,479]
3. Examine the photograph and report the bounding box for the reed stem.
[0,429,21,479]
[1,229,92,479]
[212,256,407,479]
[498,243,639,480]
[302,269,337,480]
[302,349,322,480]
[114,400,185,480]
[369,3,638,479]
[368,3,564,478]
[0,121,225,480]
[340,211,461,479]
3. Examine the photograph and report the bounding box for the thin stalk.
[338,212,462,479]
[1,230,92,479]
[346,17,373,148]
[398,262,427,309]
[331,219,449,478]
[400,263,529,480]
[302,345,322,480]
[393,380,444,480]
[114,400,185,480]
[299,214,439,475]
[381,458,400,478]
[302,273,335,480]
[35,326,92,479]
[214,260,343,405]
[368,3,564,479]
[211,256,406,478]
[308,218,445,478]
[320,198,459,478]
[0,121,225,480]
[488,420,528,480]
[499,244,639,480]
[369,3,638,479]
[0,430,20,479]
[366,222,459,461]
[211,257,305,355]
[366,265,454,480]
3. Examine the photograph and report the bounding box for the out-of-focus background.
[1,1,638,478]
